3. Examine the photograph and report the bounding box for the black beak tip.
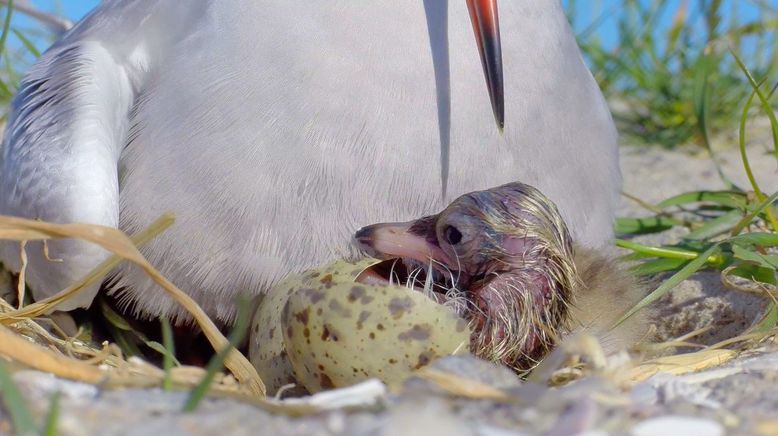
[353,226,376,251]
[354,226,372,241]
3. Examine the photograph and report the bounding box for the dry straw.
[0,213,266,396]
[0,213,771,408]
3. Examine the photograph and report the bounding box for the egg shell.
[281,266,471,393]
[249,259,380,395]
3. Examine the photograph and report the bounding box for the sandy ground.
[619,143,777,346]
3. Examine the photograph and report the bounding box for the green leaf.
[684,209,744,240]
[657,191,747,210]
[615,216,675,235]
[613,244,722,328]
[749,302,778,334]
[730,47,778,161]
[731,191,778,236]
[0,0,13,55]
[100,298,134,331]
[727,263,777,285]
[160,316,176,391]
[0,360,37,436]
[183,298,252,412]
[692,49,739,189]
[11,28,40,58]
[732,245,778,269]
[43,392,61,436]
[144,340,181,367]
[728,232,778,248]
[617,239,700,260]
[631,257,690,276]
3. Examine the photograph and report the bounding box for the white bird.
[0,1,620,324]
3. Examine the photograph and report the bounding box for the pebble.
[631,416,724,436]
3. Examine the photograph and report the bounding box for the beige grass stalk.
[0,213,266,396]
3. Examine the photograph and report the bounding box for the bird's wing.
[0,40,135,307]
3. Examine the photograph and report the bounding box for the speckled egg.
[249,260,471,394]
[249,259,377,394]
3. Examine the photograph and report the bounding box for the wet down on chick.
[354,182,653,372]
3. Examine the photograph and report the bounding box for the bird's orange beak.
[467,0,504,130]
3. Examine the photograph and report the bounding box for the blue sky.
[41,0,95,20]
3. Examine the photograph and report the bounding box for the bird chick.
[355,182,651,371]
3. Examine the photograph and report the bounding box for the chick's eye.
[444,225,463,245]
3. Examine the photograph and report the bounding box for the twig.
[0,0,72,33]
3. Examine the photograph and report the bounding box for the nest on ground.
[0,213,774,411]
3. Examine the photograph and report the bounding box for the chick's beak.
[467,0,504,130]
[354,220,452,267]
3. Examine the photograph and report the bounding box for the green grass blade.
[737,83,778,232]
[11,28,40,58]
[0,360,37,436]
[182,299,252,412]
[728,232,778,247]
[727,263,777,286]
[616,239,700,260]
[732,245,778,269]
[0,0,13,55]
[750,303,778,334]
[731,191,778,236]
[730,47,778,161]
[615,216,676,235]
[43,392,61,436]
[613,244,722,328]
[684,209,744,240]
[631,257,690,276]
[657,191,747,210]
[693,48,738,188]
[160,316,175,391]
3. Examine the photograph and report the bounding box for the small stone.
[632,416,724,436]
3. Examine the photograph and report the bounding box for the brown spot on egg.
[415,351,434,369]
[377,323,385,331]
[398,324,432,341]
[299,287,325,304]
[328,299,352,318]
[320,273,334,288]
[356,311,371,330]
[369,332,375,340]
[294,308,310,325]
[348,286,366,303]
[321,324,341,342]
[268,327,275,339]
[388,297,414,319]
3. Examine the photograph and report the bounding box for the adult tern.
[0,1,619,323]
